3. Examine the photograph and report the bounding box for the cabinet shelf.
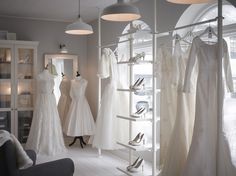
[0,62,11,64]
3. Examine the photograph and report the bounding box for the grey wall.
[0,17,88,78]
[87,0,189,118]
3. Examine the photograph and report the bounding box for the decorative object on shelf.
[126,157,145,173]
[129,132,145,146]
[130,77,144,90]
[7,33,16,40]
[136,101,149,112]
[129,52,145,63]
[101,0,141,22]
[0,31,7,40]
[166,0,215,4]
[65,0,93,35]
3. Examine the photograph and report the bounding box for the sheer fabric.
[26,70,66,156]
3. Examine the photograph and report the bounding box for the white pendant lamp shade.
[65,17,93,35]
[166,0,216,4]
[101,0,141,22]
[65,0,93,35]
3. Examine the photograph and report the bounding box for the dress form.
[64,72,95,148]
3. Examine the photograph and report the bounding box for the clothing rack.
[97,0,225,175]
[154,17,218,35]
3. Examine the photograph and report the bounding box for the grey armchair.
[0,141,74,176]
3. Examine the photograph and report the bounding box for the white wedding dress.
[63,77,95,136]
[58,76,71,126]
[93,48,129,150]
[182,36,235,176]
[161,42,196,176]
[26,69,66,155]
[157,46,178,165]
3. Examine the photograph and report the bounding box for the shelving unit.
[112,21,159,175]
[0,40,38,144]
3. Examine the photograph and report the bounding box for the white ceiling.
[0,0,138,23]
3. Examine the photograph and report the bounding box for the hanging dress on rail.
[58,76,71,126]
[26,69,66,155]
[161,42,196,176]
[182,36,235,176]
[63,77,95,136]
[93,48,126,150]
[157,46,178,165]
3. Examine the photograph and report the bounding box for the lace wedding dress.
[63,77,95,136]
[58,76,71,126]
[182,36,236,176]
[26,69,66,155]
[157,46,178,165]
[161,42,196,176]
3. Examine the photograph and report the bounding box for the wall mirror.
[44,53,78,103]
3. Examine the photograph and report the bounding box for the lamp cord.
[78,0,81,18]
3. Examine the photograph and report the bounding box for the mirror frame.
[44,53,78,78]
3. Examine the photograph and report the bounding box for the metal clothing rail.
[154,17,218,35]
[98,38,132,48]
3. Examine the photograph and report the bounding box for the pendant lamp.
[101,0,141,22]
[166,0,216,4]
[65,0,93,35]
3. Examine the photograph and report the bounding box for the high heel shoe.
[131,132,141,143]
[129,52,146,63]
[130,78,144,90]
[129,133,144,146]
[128,159,145,173]
[126,157,140,170]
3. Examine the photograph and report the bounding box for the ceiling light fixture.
[65,0,93,35]
[166,0,216,4]
[101,0,141,22]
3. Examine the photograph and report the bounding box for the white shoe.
[128,159,145,173]
[129,133,144,146]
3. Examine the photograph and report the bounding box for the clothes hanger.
[198,25,217,39]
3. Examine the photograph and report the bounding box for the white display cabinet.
[0,40,38,143]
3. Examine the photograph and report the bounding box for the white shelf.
[117,60,153,65]
[117,115,152,122]
[117,167,152,176]
[117,88,153,93]
[117,142,152,152]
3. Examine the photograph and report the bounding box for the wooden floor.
[37,144,128,176]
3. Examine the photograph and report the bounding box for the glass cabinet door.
[0,46,13,133]
[18,111,33,143]
[16,48,34,109]
[0,111,11,132]
[15,47,35,143]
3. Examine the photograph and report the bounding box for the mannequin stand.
[69,136,87,148]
